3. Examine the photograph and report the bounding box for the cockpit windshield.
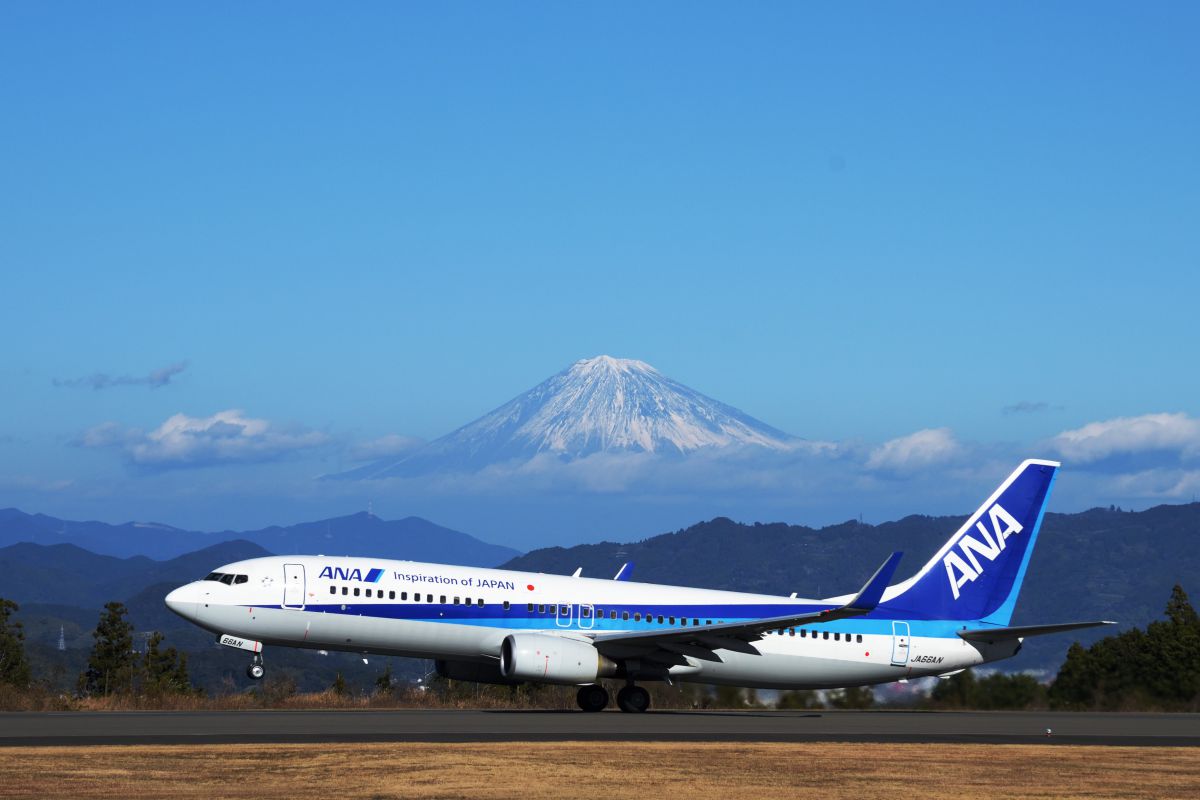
[203,572,248,584]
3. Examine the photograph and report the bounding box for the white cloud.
[866,428,961,471]
[348,434,425,462]
[1051,412,1200,464]
[79,409,329,469]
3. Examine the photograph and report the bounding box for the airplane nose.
[164,585,199,621]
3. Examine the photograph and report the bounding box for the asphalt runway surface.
[1,709,1197,747]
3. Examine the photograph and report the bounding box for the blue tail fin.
[879,459,1059,625]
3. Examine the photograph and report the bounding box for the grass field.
[0,742,1197,799]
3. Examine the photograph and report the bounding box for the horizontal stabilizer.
[957,620,1116,644]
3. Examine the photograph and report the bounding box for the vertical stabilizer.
[879,459,1059,624]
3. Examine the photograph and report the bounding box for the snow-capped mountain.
[334,356,796,480]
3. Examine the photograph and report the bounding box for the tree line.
[0,599,195,699]
[1,585,1196,710]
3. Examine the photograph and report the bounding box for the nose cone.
[164,584,199,622]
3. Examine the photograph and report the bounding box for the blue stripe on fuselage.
[251,602,978,639]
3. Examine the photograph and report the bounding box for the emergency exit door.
[282,563,306,609]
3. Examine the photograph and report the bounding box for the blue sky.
[1,4,1198,548]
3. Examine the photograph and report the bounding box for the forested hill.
[502,503,1200,673]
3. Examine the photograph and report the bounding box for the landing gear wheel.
[576,684,610,712]
[616,685,650,713]
[246,653,265,681]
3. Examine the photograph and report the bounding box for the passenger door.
[282,563,306,609]
[554,603,573,629]
[890,620,910,666]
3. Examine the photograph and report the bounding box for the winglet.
[846,551,903,611]
[613,562,634,581]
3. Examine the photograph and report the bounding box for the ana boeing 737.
[164,459,1112,712]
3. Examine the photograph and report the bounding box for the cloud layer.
[55,361,189,390]
[866,428,961,471]
[1051,412,1200,464]
[79,409,329,469]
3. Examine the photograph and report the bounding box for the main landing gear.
[616,684,650,713]
[576,684,609,713]
[246,652,265,681]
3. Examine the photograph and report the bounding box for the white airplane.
[165,459,1112,712]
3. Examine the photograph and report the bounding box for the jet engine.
[499,633,617,685]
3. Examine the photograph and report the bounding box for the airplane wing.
[586,552,903,664]
[956,620,1116,644]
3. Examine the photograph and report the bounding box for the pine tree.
[142,631,193,695]
[78,602,135,697]
[0,598,32,688]
[374,664,394,696]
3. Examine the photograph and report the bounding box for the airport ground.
[1,741,1198,799]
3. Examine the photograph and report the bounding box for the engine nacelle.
[434,659,519,685]
[499,633,617,685]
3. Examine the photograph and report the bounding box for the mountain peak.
[335,356,796,479]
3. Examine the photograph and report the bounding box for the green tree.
[331,671,348,696]
[0,598,32,688]
[142,631,193,695]
[374,664,394,696]
[1049,584,1200,711]
[78,602,135,697]
[829,685,874,709]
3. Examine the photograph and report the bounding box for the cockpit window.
[203,571,248,584]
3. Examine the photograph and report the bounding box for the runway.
[1,709,1197,747]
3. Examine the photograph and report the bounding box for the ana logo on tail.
[943,503,1024,600]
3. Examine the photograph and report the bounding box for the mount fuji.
[333,356,797,480]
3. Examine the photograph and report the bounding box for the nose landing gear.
[246,653,265,681]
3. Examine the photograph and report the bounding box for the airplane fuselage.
[167,554,1013,690]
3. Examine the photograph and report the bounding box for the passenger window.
[856,634,862,643]
[503,601,511,611]
[527,603,534,612]
[478,598,484,608]
[401,592,407,601]
[622,611,629,620]
[669,616,675,624]
[834,632,840,641]
[681,618,687,626]
[823,631,829,640]
[582,608,591,618]
[789,628,795,636]
[560,605,568,615]
[440,595,446,604]
[693,619,700,626]
[454,597,460,605]
[538,604,546,613]
[634,613,641,621]
[595,608,602,618]
[706,620,712,626]
[389,591,395,600]
[801,629,807,638]
[353,587,360,597]
[329,586,336,595]
[342,586,348,596]
[611,611,618,619]
[657,615,664,624]
[427,594,433,603]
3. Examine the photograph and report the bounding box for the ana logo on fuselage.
[318,566,383,583]
[943,503,1024,600]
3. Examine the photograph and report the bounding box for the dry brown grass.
[0,742,1196,799]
